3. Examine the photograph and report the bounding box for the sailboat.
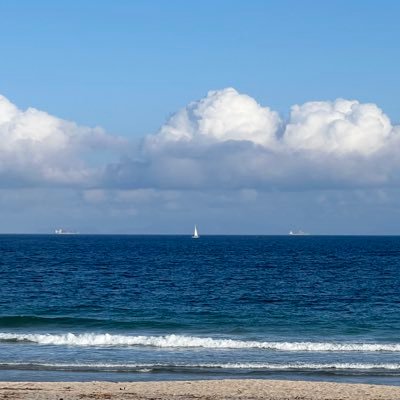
[192,225,199,239]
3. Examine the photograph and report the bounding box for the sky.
[0,0,400,234]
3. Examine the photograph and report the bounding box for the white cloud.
[0,94,124,187]
[112,88,399,191]
[284,99,394,155]
[147,87,281,148]
[2,88,400,193]
[145,89,398,157]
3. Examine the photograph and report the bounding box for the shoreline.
[1,379,400,399]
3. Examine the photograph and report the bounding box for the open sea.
[0,234,400,384]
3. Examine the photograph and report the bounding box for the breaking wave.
[1,332,400,352]
[0,362,399,372]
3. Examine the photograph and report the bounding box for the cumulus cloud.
[147,87,281,148]
[2,88,400,192]
[0,94,124,187]
[146,88,398,155]
[106,88,400,191]
[284,99,394,155]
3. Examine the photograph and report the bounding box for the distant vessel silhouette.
[55,228,78,235]
[192,225,199,239]
[289,230,309,236]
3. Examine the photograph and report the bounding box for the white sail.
[192,225,199,239]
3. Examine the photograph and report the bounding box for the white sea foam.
[1,362,400,370]
[1,332,400,352]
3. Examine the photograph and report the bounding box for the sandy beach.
[1,379,400,400]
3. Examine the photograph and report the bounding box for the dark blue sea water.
[0,235,400,384]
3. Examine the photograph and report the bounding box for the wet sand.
[1,379,400,399]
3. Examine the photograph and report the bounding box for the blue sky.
[1,0,399,135]
[0,1,400,234]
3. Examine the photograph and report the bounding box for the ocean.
[0,234,399,384]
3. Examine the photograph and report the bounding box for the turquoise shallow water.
[0,235,399,384]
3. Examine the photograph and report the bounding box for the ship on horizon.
[54,228,79,235]
[288,230,309,236]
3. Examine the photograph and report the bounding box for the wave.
[1,362,399,372]
[1,332,400,352]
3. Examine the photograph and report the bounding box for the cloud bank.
[1,88,399,192]
[107,88,400,191]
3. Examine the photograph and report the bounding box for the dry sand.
[0,379,400,400]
